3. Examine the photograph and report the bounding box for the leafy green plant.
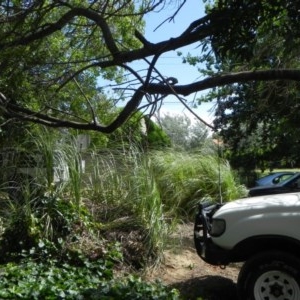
[0,239,178,300]
[0,258,179,299]
[83,275,180,300]
[0,252,113,299]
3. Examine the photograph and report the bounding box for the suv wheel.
[237,251,300,300]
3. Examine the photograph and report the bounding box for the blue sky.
[140,1,215,125]
[97,1,215,126]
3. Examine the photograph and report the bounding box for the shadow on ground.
[170,275,238,300]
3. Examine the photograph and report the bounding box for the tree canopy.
[157,113,211,151]
[0,0,300,144]
[204,1,300,168]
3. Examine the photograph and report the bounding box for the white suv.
[194,193,300,300]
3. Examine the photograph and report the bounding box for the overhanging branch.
[146,69,300,96]
[1,69,300,133]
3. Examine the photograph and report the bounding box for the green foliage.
[197,1,300,170]
[106,112,148,148]
[151,151,247,218]
[0,229,178,299]
[128,151,170,261]
[0,193,86,262]
[175,1,300,170]
[0,256,178,300]
[0,128,88,260]
[84,146,171,266]
[83,275,180,300]
[143,117,171,149]
[0,0,148,137]
[0,239,114,300]
[203,1,300,64]
[0,126,246,299]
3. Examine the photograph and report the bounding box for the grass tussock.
[84,147,172,266]
[151,151,248,217]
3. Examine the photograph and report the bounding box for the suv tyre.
[237,251,300,300]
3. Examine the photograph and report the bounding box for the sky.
[140,1,216,126]
[97,1,216,127]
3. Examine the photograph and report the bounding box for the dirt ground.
[145,223,241,300]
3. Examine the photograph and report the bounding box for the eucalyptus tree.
[0,0,300,137]
[158,113,210,151]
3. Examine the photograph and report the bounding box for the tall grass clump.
[84,145,172,265]
[30,127,88,210]
[151,150,248,218]
[0,128,89,257]
[128,149,171,263]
